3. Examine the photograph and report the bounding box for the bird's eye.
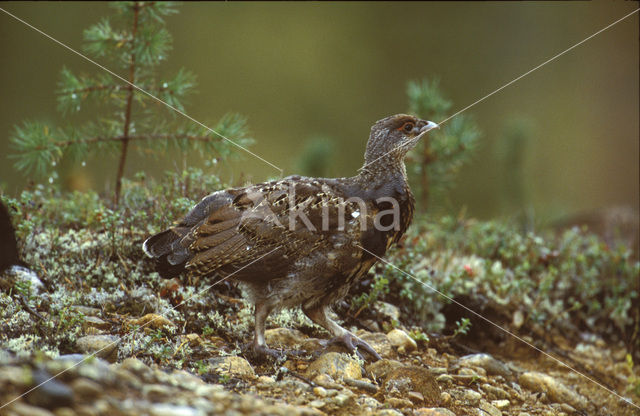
[403,122,414,133]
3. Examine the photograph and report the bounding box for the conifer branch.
[10,2,252,204]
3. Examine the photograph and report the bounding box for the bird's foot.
[323,332,382,361]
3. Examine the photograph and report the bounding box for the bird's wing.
[145,176,368,282]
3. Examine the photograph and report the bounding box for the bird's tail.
[143,228,191,278]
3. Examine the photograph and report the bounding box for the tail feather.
[143,228,190,278]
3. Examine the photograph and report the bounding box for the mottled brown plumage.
[143,114,437,359]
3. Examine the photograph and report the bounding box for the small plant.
[350,275,390,317]
[408,329,429,343]
[10,2,252,205]
[452,317,472,338]
[195,359,209,375]
[625,354,640,397]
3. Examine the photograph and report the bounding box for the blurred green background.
[0,2,638,221]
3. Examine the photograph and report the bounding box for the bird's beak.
[420,121,439,133]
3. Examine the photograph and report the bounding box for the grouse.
[143,114,438,360]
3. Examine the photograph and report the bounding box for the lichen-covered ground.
[1,171,638,415]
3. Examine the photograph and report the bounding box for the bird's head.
[363,114,438,167]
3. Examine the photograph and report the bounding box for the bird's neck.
[356,157,409,189]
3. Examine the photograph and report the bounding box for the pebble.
[461,389,482,406]
[439,392,451,404]
[357,330,395,358]
[479,400,502,416]
[481,383,510,400]
[373,301,401,321]
[6,402,56,416]
[366,359,404,382]
[435,374,454,385]
[82,316,110,331]
[384,366,440,406]
[386,329,418,353]
[306,352,362,380]
[414,408,457,416]
[149,403,205,416]
[456,354,511,377]
[27,369,74,409]
[208,356,255,380]
[518,371,588,410]
[407,390,424,403]
[257,375,276,384]
[332,391,355,407]
[264,327,307,348]
[127,313,175,331]
[70,377,102,398]
[385,397,414,408]
[75,335,119,361]
[309,400,325,408]
[376,409,403,416]
[491,399,510,410]
[313,386,327,397]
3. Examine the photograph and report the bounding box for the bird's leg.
[251,301,306,360]
[303,304,382,361]
[252,301,282,359]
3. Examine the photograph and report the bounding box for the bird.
[142,114,438,360]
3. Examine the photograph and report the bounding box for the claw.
[325,332,382,361]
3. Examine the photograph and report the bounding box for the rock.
[366,359,404,382]
[312,373,342,389]
[306,352,362,381]
[386,329,418,353]
[518,372,588,410]
[374,301,401,321]
[167,369,205,390]
[118,357,151,376]
[72,305,101,316]
[143,383,176,400]
[258,375,276,384]
[127,313,175,331]
[407,390,425,403]
[82,316,110,331]
[5,401,56,416]
[439,392,452,405]
[479,400,502,416]
[357,330,395,358]
[435,374,454,385]
[149,403,205,416]
[456,354,511,377]
[428,367,448,376]
[414,408,457,416]
[461,389,481,406]
[376,409,404,416]
[265,328,307,348]
[383,366,440,406]
[384,397,414,408]
[26,369,74,409]
[481,383,510,400]
[313,386,327,397]
[344,377,379,393]
[208,356,255,380]
[75,335,118,361]
[332,391,355,407]
[309,399,325,408]
[0,365,31,388]
[70,377,102,398]
[512,310,525,328]
[361,396,381,409]
[491,399,510,410]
